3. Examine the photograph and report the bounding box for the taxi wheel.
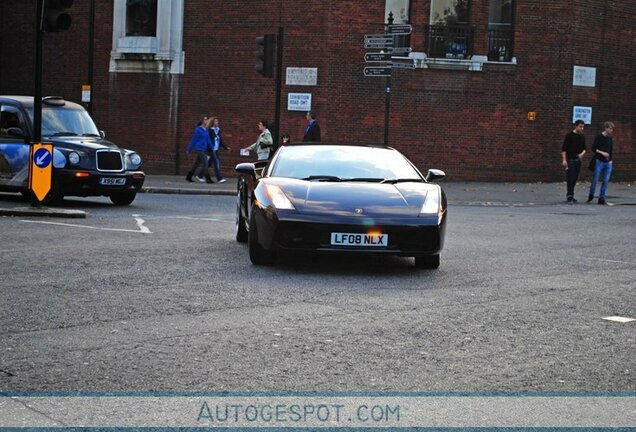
[414,254,440,269]
[248,211,275,265]
[110,191,137,206]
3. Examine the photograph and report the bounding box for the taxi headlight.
[127,152,142,169]
[68,151,80,165]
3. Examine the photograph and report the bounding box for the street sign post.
[387,24,412,35]
[389,47,412,55]
[363,66,392,77]
[363,34,394,49]
[29,142,53,202]
[364,52,393,62]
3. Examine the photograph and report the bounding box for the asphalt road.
[0,192,634,392]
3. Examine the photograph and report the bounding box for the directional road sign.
[389,47,412,55]
[365,52,393,62]
[392,61,415,69]
[29,143,53,202]
[387,24,412,35]
[363,66,392,77]
[364,33,393,42]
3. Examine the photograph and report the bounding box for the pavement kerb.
[140,186,235,196]
[0,207,87,218]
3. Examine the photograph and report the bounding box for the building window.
[126,0,157,37]
[427,0,474,59]
[385,0,411,50]
[487,0,514,61]
[110,0,185,74]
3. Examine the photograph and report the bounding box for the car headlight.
[68,151,80,165]
[264,184,295,210]
[126,152,142,169]
[419,188,440,216]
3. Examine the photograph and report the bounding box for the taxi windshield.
[27,106,100,137]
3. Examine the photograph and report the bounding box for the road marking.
[580,256,635,265]
[132,214,152,234]
[602,316,636,323]
[20,219,152,234]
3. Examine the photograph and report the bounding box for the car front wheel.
[414,254,440,269]
[248,211,275,265]
[235,189,248,243]
[110,191,137,206]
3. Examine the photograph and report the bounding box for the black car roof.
[0,96,83,110]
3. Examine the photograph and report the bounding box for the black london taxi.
[0,96,145,205]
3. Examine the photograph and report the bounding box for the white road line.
[20,219,152,234]
[132,214,152,234]
[143,216,222,221]
[580,256,635,265]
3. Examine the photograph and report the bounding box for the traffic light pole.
[273,27,284,146]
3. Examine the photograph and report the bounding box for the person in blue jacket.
[186,115,214,183]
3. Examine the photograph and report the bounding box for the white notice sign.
[573,66,596,87]
[286,68,318,86]
[572,106,592,124]
[288,93,312,111]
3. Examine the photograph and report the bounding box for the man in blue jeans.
[561,120,587,203]
[588,121,615,205]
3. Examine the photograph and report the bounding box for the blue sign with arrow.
[33,147,52,168]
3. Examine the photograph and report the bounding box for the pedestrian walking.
[302,111,321,142]
[561,119,587,203]
[206,117,230,183]
[185,115,214,183]
[243,120,274,161]
[587,121,615,205]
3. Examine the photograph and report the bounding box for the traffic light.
[41,0,73,33]
[255,34,275,77]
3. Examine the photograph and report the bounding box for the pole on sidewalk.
[273,26,284,146]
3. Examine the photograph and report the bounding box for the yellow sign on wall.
[29,143,53,202]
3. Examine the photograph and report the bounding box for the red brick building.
[1,0,634,180]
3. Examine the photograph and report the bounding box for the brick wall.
[1,0,634,181]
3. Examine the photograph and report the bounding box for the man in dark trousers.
[302,111,321,142]
[561,119,587,203]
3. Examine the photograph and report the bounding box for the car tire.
[248,210,275,265]
[235,189,248,243]
[110,191,137,206]
[414,254,440,269]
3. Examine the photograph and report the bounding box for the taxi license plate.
[99,177,126,186]
[330,232,388,247]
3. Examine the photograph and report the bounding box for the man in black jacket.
[561,119,587,203]
[302,111,321,142]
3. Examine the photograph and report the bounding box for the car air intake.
[96,150,123,172]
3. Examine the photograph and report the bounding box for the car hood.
[46,136,122,152]
[268,178,438,217]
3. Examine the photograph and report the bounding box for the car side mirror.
[99,130,106,139]
[235,162,257,179]
[7,127,28,140]
[426,169,446,182]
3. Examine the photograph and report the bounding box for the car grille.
[96,150,123,172]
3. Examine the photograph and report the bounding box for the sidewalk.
[141,175,636,207]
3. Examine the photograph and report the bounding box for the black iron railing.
[487,27,514,62]
[425,24,475,59]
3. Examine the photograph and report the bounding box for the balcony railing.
[425,24,475,59]
[487,27,514,62]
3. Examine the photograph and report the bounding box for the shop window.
[487,0,514,61]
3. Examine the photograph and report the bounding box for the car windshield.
[271,145,422,181]
[27,106,100,137]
